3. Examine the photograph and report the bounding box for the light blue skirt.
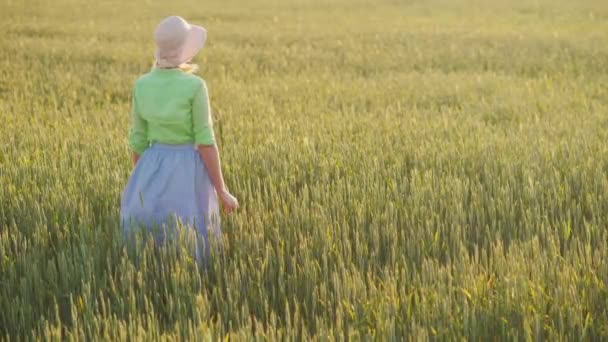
[120,143,221,261]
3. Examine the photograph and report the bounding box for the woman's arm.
[193,80,238,213]
[198,144,239,213]
[129,88,148,165]
[132,152,140,166]
[197,144,226,193]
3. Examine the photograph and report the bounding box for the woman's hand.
[197,144,238,213]
[132,152,140,166]
[218,190,239,214]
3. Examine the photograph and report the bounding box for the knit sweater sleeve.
[192,79,215,146]
[127,88,149,154]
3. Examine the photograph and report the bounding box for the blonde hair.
[178,63,199,74]
[152,61,199,74]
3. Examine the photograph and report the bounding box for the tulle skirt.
[120,143,220,262]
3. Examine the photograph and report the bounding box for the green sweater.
[128,68,215,154]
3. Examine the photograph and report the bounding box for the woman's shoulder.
[182,74,210,95]
[132,69,207,89]
[133,70,156,87]
[182,73,207,88]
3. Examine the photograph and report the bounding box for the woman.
[120,16,238,261]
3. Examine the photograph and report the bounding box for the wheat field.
[1,0,607,339]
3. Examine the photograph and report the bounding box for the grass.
[1,0,608,339]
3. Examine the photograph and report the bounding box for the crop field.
[1,0,608,339]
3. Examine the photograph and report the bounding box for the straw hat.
[154,16,207,68]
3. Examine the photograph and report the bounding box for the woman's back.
[130,68,214,153]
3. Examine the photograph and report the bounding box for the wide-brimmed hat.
[154,16,207,68]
